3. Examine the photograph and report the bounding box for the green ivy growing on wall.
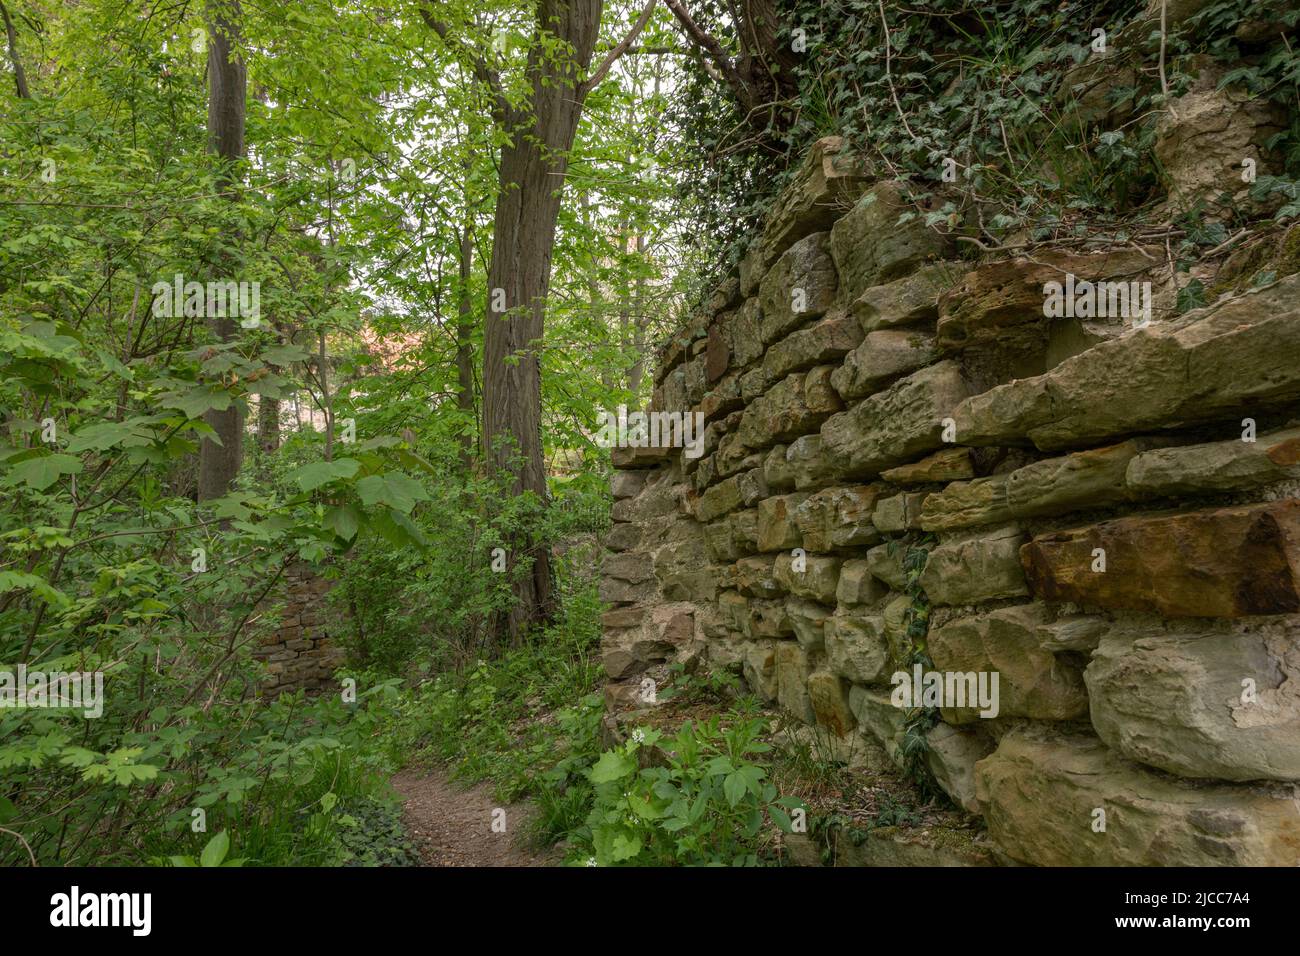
[670,0,1300,301]
[891,534,946,802]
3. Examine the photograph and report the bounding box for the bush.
[573,715,802,867]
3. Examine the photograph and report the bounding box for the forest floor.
[390,769,556,867]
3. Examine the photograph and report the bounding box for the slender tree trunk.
[482,0,603,645]
[0,0,29,99]
[628,233,647,397]
[318,329,333,460]
[197,0,247,501]
[456,200,477,464]
[615,223,631,391]
[257,394,280,452]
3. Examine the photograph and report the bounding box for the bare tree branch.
[418,3,511,122]
[661,0,751,108]
[580,0,657,97]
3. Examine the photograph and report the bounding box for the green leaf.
[355,472,427,513]
[0,571,70,607]
[6,453,82,491]
[1176,278,1207,315]
[704,756,735,776]
[386,508,427,546]
[608,831,643,862]
[65,421,149,453]
[723,771,747,807]
[200,830,230,867]
[209,493,255,520]
[323,504,362,541]
[292,458,360,492]
[589,750,637,784]
[161,385,232,420]
[262,343,310,366]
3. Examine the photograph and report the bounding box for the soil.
[390,768,558,868]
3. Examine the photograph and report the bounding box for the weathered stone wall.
[602,130,1300,865]
[253,564,345,696]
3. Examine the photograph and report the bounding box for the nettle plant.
[577,715,804,866]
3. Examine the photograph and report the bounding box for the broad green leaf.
[161,385,232,420]
[293,458,360,492]
[0,571,70,607]
[66,421,140,453]
[262,344,310,366]
[200,830,230,867]
[386,508,427,546]
[609,832,643,862]
[355,472,427,513]
[723,771,747,807]
[589,750,636,784]
[323,504,362,541]
[6,453,82,491]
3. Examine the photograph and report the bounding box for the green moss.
[1207,224,1300,300]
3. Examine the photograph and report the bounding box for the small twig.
[0,826,37,866]
[1200,226,1250,259]
[878,0,917,142]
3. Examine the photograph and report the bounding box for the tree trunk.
[257,394,280,452]
[456,202,477,464]
[482,0,603,645]
[197,0,247,501]
[663,0,801,143]
[0,0,29,99]
[628,233,647,398]
[318,329,333,460]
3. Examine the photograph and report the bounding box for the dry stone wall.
[601,134,1300,866]
[253,564,345,696]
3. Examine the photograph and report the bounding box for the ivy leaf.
[1176,278,1208,315]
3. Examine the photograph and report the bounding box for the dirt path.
[390,768,557,867]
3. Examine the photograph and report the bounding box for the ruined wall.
[602,120,1300,865]
[253,564,345,696]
